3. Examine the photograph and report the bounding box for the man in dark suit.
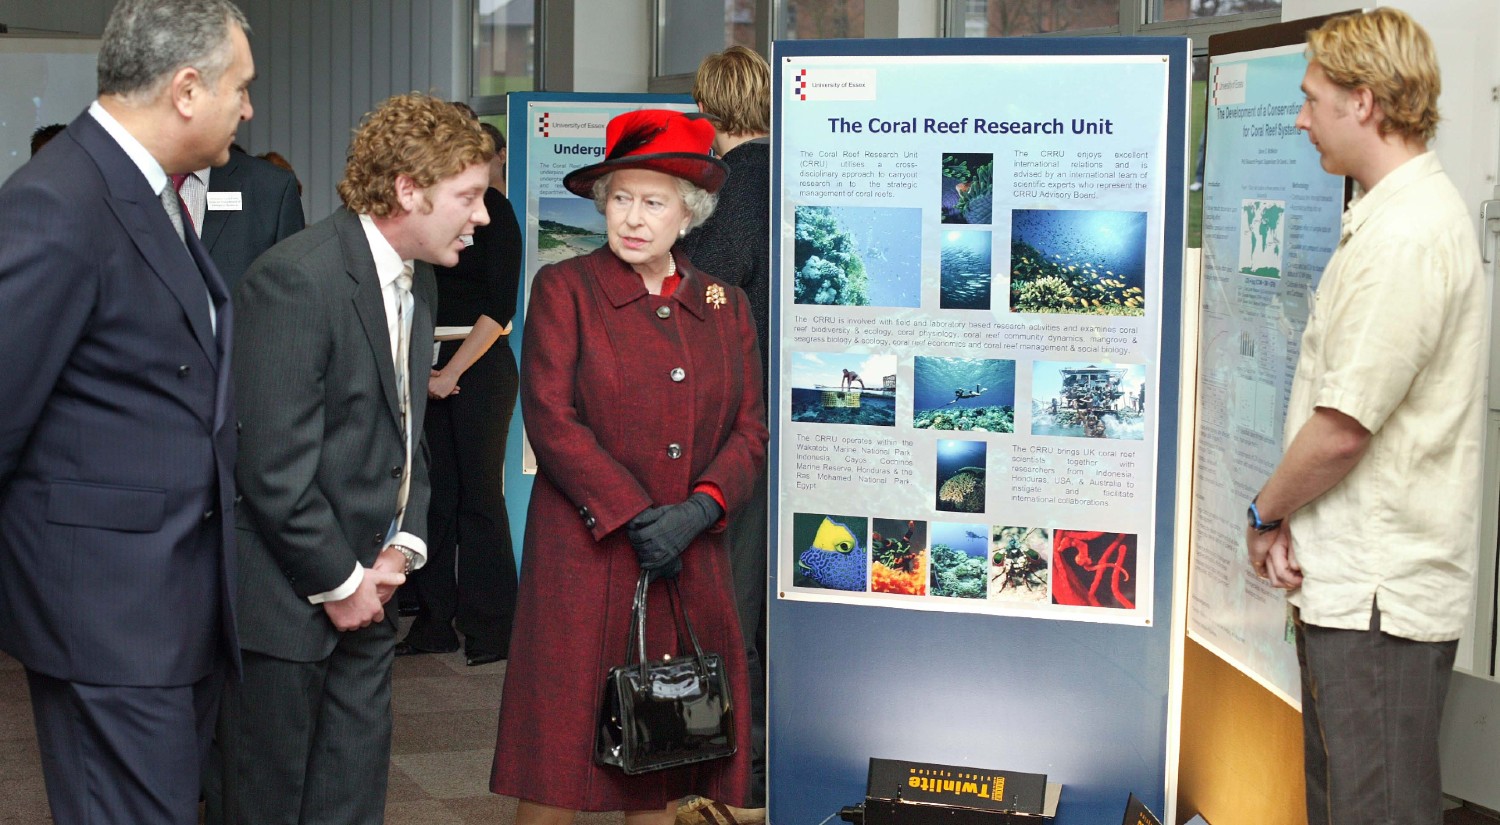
[202,148,306,290]
[0,1,252,823]
[209,93,493,825]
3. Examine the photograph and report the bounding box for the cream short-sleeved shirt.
[1284,152,1487,642]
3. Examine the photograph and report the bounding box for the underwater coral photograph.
[940,153,993,225]
[913,356,1015,433]
[1030,361,1146,440]
[536,196,607,266]
[870,518,928,596]
[1051,530,1136,609]
[928,522,989,599]
[934,439,986,514]
[940,230,993,310]
[788,351,898,427]
[1009,209,1147,316]
[989,526,1050,603]
[794,205,921,307]
[792,512,869,592]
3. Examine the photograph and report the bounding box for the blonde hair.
[692,46,770,137]
[1306,7,1440,142]
[338,93,494,217]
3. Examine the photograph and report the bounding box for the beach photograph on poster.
[928,522,988,599]
[1051,530,1136,609]
[934,439,986,514]
[912,356,1015,432]
[537,196,607,265]
[1030,361,1146,440]
[1238,198,1286,278]
[989,526,1050,603]
[940,153,994,225]
[1009,209,1147,315]
[793,205,921,307]
[788,351,898,427]
[939,230,994,310]
[870,518,928,596]
[792,512,869,592]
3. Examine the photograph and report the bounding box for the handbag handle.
[624,572,712,682]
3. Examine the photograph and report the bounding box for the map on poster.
[775,54,1170,624]
[1187,44,1345,705]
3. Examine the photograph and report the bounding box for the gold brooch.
[705,284,726,309]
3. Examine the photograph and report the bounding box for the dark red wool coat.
[491,245,768,810]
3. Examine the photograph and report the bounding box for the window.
[955,0,1126,36]
[780,0,866,40]
[1153,0,1281,23]
[473,0,535,108]
[657,0,759,77]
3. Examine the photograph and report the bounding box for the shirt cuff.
[308,564,362,604]
[388,531,428,570]
[694,483,728,532]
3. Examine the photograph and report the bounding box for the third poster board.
[1187,25,1347,705]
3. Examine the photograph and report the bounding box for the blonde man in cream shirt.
[1245,9,1485,825]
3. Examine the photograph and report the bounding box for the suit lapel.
[201,151,241,252]
[71,113,220,367]
[335,210,404,433]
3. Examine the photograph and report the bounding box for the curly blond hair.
[692,46,770,137]
[338,93,494,217]
[1306,7,1440,143]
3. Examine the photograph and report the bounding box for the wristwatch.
[390,544,417,574]
[1246,496,1282,533]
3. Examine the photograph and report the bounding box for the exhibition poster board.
[1187,25,1347,707]
[776,53,1170,625]
[768,36,1190,825]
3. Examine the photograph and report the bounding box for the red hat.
[562,109,730,198]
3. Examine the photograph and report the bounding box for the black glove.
[627,492,723,578]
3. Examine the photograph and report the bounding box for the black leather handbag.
[595,572,736,774]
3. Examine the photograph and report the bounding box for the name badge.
[207,192,243,211]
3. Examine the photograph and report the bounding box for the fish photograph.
[1030,361,1146,440]
[935,439,986,514]
[940,153,993,225]
[792,512,869,592]
[1051,530,1136,609]
[870,518,928,596]
[989,526,1050,603]
[928,521,988,599]
[912,356,1015,433]
[788,351,898,427]
[794,205,921,307]
[940,230,993,310]
[536,196,607,265]
[1009,209,1147,316]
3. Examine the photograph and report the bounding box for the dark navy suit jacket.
[203,149,305,292]
[0,109,240,686]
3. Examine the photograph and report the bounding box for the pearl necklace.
[667,254,677,278]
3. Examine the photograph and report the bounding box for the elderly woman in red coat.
[490,110,768,825]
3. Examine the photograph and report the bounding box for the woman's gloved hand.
[626,492,723,579]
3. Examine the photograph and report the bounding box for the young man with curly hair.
[207,92,492,825]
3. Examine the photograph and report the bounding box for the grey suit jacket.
[204,149,305,292]
[232,208,433,662]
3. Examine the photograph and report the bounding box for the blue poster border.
[768,37,1190,824]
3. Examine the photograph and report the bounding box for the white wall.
[572,0,648,92]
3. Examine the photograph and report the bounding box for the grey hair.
[590,172,718,231]
[98,0,250,101]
